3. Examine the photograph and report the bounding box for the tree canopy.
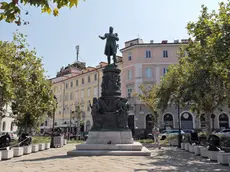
[0,0,83,25]
[0,32,55,133]
[137,0,230,134]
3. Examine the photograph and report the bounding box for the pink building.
[120,38,185,136]
[121,38,230,138]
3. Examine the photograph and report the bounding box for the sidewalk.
[0,144,229,172]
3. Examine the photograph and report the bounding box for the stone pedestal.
[189,144,194,153]
[86,131,133,144]
[194,146,202,155]
[45,143,50,149]
[181,143,185,149]
[200,147,208,158]
[208,151,219,161]
[1,149,13,160]
[32,145,39,153]
[67,142,151,156]
[67,131,150,156]
[23,146,32,155]
[184,143,189,151]
[13,147,23,157]
[39,143,45,151]
[217,151,230,165]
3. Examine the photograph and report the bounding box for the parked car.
[159,130,185,140]
[183,129,194,134]
[214,129,230,136]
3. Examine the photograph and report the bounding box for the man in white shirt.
[152,126,161,149]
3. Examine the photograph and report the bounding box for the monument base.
[86,131,134,144]
[67,131,151,156]
[67,142,151,156]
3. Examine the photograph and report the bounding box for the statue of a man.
[99,27,119,65]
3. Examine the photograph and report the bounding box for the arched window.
[10,122,14,131]
[2,121,6,131]
[181,112,193,129]
[219,113,229,129]
[163,113,173,129]
[45,121,48,126]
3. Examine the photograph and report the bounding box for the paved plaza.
[0,144,229,172]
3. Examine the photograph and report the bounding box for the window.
[70,82,73,87]
[94,74,97,81]
[2,121,6,131]
[94,86,98,97]
[70,92,73,100]
[128,52,132,61]
[163,68,168,75]
[127,88,133,97]
[45,121,48,126]
[145,67,152,78]
[130,43,133,46]
[82,78,84,84]
[128,70,132,80]
[76,91,78,100]
[65,83,68,89]
[65,94,69,101]
[87,88,91,97]
[88,76,91,83]
[145,50,151,58]
[76,80,78,86]
[163,50,168,58]
[81,89,84,98]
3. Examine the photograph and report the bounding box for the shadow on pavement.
[135,147,230,172]
[18,155,70,162]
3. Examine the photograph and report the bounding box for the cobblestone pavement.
[0,144,229,172]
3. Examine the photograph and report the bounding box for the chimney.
[162,40,168,44]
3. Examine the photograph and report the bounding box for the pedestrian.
[152,126,161,149]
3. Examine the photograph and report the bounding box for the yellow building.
[41,57,122,133]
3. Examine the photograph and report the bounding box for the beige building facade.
[41,58,122,133]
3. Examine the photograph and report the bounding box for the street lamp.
[211,114,215,131]
[50,95,58,148]
[177,101,182,148]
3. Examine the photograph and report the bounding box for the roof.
[125,38,141,44]
[51,57,122,85]
[120,42,188,52]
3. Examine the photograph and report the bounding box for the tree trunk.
[205,112,212,136]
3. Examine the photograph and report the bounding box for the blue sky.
[0,0,223,78]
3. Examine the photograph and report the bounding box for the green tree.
[0,32,55,133]
[135,84,159,126]
[179,1,230,135]
[0,0,83,25]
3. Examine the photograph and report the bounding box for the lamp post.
[177,101,181,148]
[50,95,57,148]
[211,114,215,131]
[127,96,136,137]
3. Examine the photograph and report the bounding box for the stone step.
[76,142,143,151]
[67,147,151,156]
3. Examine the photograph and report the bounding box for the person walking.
[152,126,161,149]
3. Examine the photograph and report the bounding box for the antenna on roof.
[137,34,140,39]
[75,45,79,61]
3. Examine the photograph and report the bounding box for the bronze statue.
[99,27,119,65]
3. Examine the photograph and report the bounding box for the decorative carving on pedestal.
[91,65,129,131]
